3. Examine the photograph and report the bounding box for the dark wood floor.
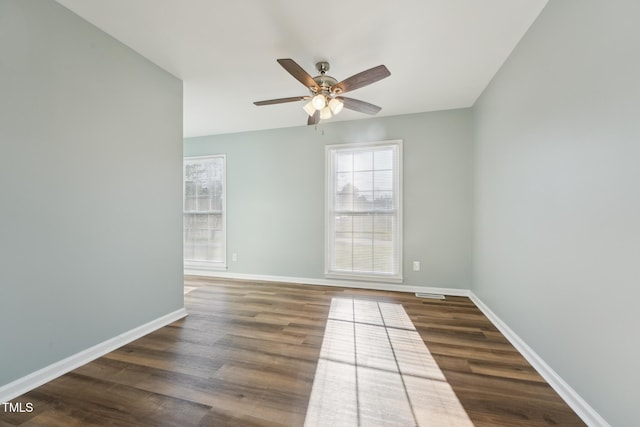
[2,276,585,426]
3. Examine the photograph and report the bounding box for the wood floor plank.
[2,276,586,426]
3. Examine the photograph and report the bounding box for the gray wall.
[473,0,639,425]
[0,0,184,386]
[185,109,474,290]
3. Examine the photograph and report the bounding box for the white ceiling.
[56,0,547,137]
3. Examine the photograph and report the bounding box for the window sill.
[184,261,227,271]
[325,272,403,284]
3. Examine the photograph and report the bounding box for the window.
[326,140,402,281]
[183,155,226,269]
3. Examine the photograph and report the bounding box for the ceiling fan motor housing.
[313,75,338,95]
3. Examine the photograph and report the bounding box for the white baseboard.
[468,292,609,427]
[184,269,471,297]
[0,308,188,403]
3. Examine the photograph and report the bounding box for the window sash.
[326,141,402,281]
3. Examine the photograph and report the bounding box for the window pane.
[333,215,353,270]
[373,214,395,273]
[336,152,353,172]
[373,170,392,191]
[373,214,393,240]
[335,193,353,211]
[334,241,353,271]
[335,215,353,234]
[354,191,373,211]
[374,149,393,170]
[353,215,373,234]
[354,171,373,193]
[336,172,353,194]
[374,191,394,211]
[184,195,196,211]
[353,242,373,272]
[335,171,354,211]
[353,151,373,171]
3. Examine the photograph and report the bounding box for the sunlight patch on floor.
[304,298,473,427]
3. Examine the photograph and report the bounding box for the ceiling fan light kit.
[254,58,391,126]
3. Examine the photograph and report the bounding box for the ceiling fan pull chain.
[312,124,325,136]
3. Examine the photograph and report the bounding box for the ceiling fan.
[254,59,391,125]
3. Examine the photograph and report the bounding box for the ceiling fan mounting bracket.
[315,61,330,74]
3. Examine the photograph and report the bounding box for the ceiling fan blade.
[277,59,319,91]
[307,110,320,125]
[331,65,390,94]
[338,96,382,115]
[254,96,306,106]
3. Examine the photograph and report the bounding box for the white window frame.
[325,140,403,283]
[183,154,227,270]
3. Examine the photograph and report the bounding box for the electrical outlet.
[232,253,238,262]
[412,261,421,271]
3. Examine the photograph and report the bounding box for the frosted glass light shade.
[303,101,316,116]
[312,94,326,110]
[329,97,344,115]
[320,106,333,120]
